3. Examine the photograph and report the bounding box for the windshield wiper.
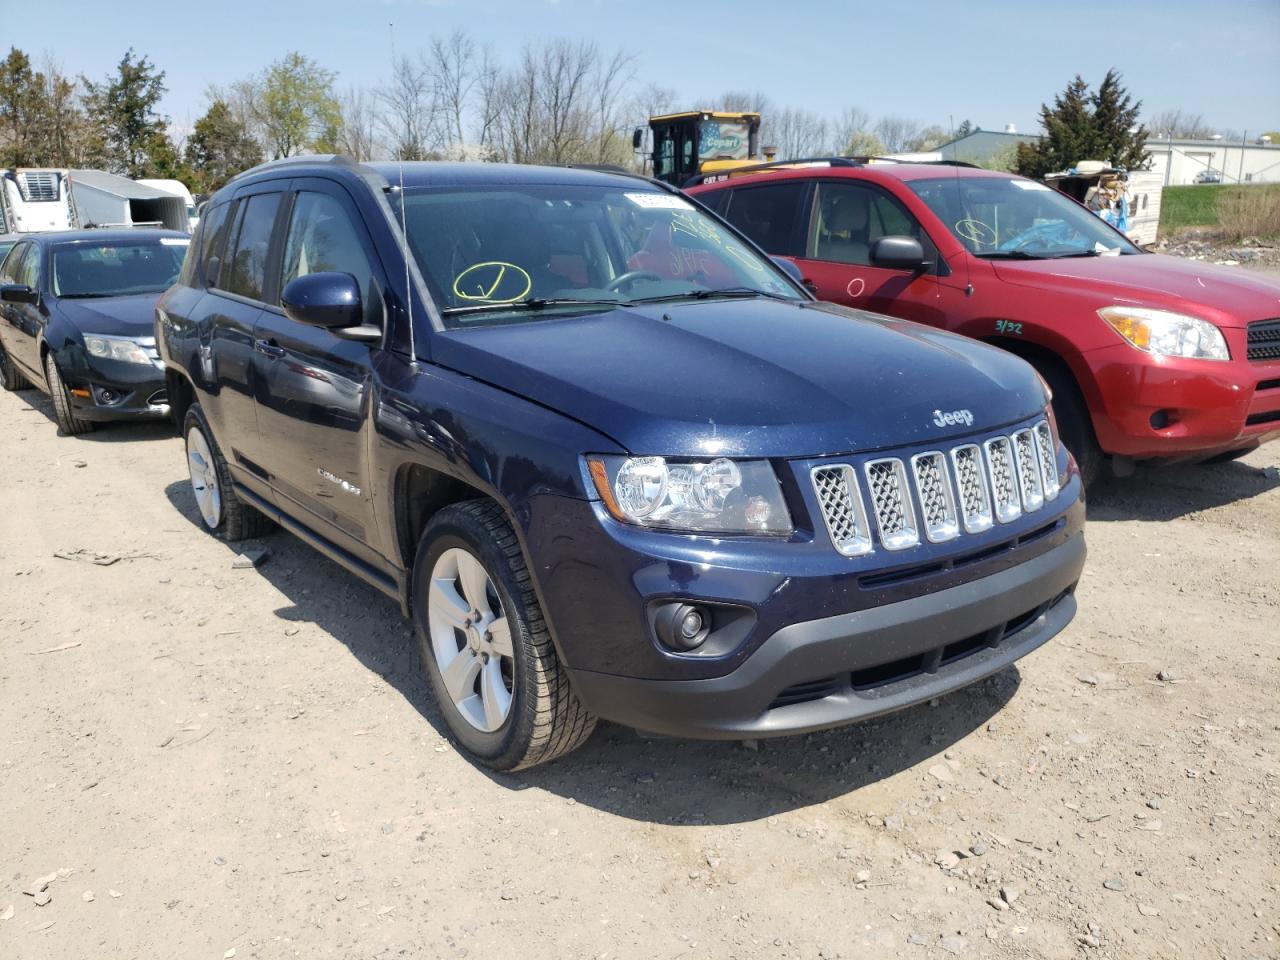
[442,297,624,317]
[630,287,794,305]
[972,250,1048,260]
[1045,249,1105,259]
[58,292,114,299]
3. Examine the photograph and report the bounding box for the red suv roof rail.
[682,156,979,188]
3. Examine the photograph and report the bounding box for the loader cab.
[640,111,762,187]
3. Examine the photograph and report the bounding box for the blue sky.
[10,0,1279,136]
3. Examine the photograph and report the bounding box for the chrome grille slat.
[1033,420,1060,501]
[864,458,919,550]
[950,444,993,533]
[983,436,1022,523]
[810,465,872,556]
[1012,429,1044,512]
[810,422,1063,555]
[910,451,959,542]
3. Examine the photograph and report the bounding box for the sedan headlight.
[83,335,152,365]
[586,455,792,534]
[1098,306,1229,361]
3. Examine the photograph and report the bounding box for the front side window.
[280,191,380,326]
[809,180,938,268]
[51,240,188,298]
[198,201,231,286]
[393,183,803,328]
[724,182,808,256]
[909,176,1140,259]
[1,243,32,285]
[223,192,282,300]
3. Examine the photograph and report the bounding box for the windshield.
[908,176,1140,259]
[52,239,188,298]
[393,183,802,328]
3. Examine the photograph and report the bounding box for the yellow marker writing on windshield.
[453,261,532,303]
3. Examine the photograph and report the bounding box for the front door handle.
[254,338,285,359]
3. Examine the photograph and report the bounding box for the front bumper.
[58,348,168,422]
[1087,344,1280,459]
[569,532,1084,739]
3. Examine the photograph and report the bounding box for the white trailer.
[0,168,77,233]
[136,178,199,232]
[68,170,190,233]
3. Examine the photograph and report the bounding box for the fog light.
[654,602,712,652]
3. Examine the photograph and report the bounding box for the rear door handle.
[254,339,285,359]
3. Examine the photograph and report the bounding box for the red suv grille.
[1247,318,1280,362]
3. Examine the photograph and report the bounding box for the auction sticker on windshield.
[626,192,693,210]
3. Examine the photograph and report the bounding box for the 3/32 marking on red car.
[995,320,1024,335]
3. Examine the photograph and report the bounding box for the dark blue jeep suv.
[156,156,1085,770]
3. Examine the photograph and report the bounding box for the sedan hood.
[992,253,1280,328]
[433,299,1046,458]
[56,294,160,336]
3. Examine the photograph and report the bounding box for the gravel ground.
[2,296,1278,959]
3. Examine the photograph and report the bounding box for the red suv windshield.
[908,176,1140,259]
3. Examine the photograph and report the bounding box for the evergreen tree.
[82,49,177,176]
[954,118,974,139]
[1016,70,1149,178]
[0,48,43,166]
[185,99,263,192]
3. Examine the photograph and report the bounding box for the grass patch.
[1160,183,1280,239]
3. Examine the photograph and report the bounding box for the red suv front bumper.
[1086,344,1280,459]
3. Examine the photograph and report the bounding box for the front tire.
[44,351,94,435]
[1038,361,1100,489]
[412,500,596,771]
[183,403,275,540]
[1,343,31,391]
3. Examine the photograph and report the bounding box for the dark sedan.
[0,229,188,434]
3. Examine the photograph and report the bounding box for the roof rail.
[230,154,360,183]
[681,155,978,187]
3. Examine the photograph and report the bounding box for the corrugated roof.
[69,170,177,200]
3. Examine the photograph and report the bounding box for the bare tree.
[905,124,948,152]
[590,47,637,164]
[1148,109,1216,139]
[537,39,596,164]
[769,107,828,160]
[874,115,923,153]
[378,53,436,160]
[337,85,379,160]
[717,90,771,114]
[473,45,503,154]
[830,106,872,155]
[429,30,476,148]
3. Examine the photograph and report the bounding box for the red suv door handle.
[254,339,285,359]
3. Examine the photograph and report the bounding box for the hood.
[992,253,1280,328]
[55,293,161,336]
[432,298,1046,459]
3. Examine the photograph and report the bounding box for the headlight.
[586,455,792,534]
[1098,306,1229,361]
[83,335,152,365]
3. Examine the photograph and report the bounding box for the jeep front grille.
[865,457,919,550]
[950,444,993,533]
[810,465,872,556]
[1247,318,1280,363]
[812,420,1061,556]
[910,451,959,543]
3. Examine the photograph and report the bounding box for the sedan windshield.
[908,176,1140,259]
[52,239,188,298]
[393,183,803,327]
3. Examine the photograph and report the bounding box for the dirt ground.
[3,314,1278,960]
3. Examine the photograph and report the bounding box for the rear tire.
[1,344,31,391]
[412,500,596,770]
[44,352,94,436]
[183,403,275,540]
[1038,361,1100,489]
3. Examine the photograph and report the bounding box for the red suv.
[689,160,1280,483]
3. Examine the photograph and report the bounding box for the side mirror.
[770,256,804,285]
[282,272,380,342]
[0,284,38,305]
[870,236,927,272]
[632,128,644,151]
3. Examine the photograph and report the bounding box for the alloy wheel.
[186,425,222,529]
